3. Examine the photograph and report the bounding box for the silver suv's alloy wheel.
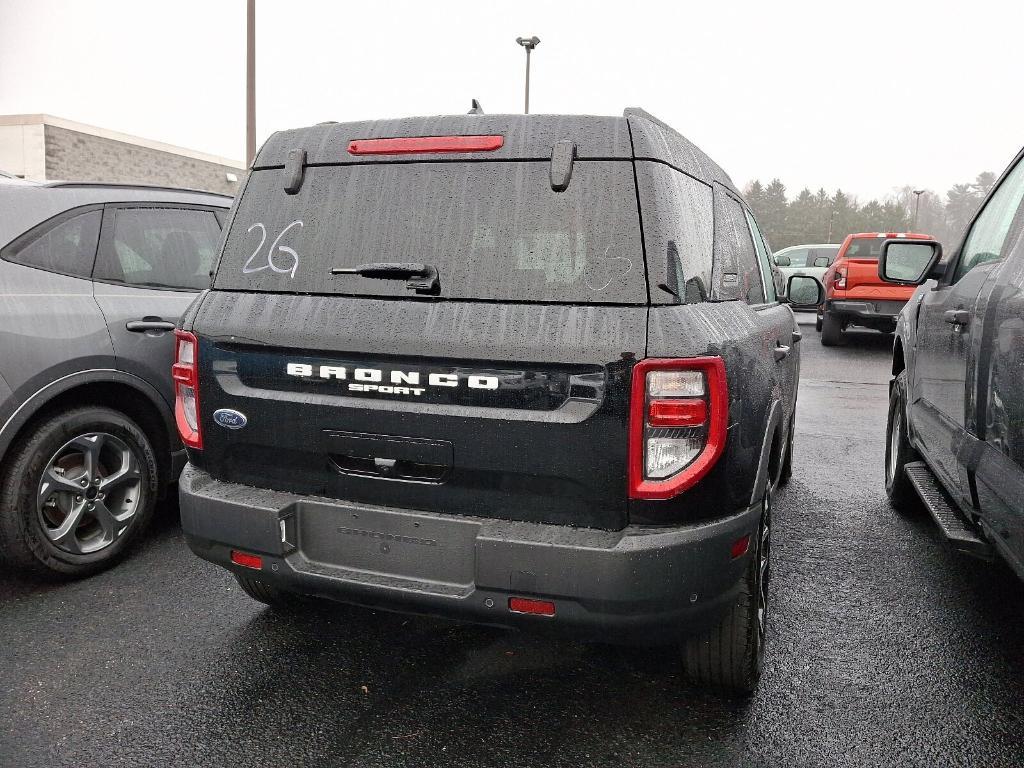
[36,432,143,555]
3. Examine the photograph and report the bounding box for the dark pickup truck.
[176,109,821,693]
[883,144,1024,580]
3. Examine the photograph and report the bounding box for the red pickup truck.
[818,232,934,346]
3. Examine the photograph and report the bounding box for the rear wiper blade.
[330,262,440,295]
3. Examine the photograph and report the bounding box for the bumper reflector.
[509,597,556,617]
[730,535,751,559]
[230,550,263,570]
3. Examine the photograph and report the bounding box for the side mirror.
[878,239,943,285]
[774,254,791,267]
[784,274,824,309]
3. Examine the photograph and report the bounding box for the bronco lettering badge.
[285,362,499,398]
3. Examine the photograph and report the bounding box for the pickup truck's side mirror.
[775,254,791,267]
[783,274,824,309]
[878,239,943,285]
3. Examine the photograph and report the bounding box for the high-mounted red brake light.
[172,330,202,450]
[347,135,504,156]
[628,357,728,500]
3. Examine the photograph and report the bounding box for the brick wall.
[44,125,244,196]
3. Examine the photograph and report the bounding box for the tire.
[885,371,921,511]
[779,415,794,486]
[681,487,771,696]
[0,406,159,579]
[815,312,823,332]
[235,573,305,609]
[819,311,845,347]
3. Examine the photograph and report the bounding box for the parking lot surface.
[1,316,1022,768]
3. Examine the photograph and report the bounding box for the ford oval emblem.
[213,409,248,430]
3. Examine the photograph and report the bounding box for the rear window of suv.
[213,161,647,304]
[843,237,884,259]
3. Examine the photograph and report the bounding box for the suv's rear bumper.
[179,465,759,644]
[826,298,907,327]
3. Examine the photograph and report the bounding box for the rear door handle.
[943,309,970,327]
[126,319,176,333]
[774,344,791,362]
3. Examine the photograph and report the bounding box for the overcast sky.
[1,0,1021,200]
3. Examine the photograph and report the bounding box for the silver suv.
[0,179,230,577]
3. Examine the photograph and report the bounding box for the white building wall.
[0,123,46,179]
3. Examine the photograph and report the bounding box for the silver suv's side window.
[955,156,1024,281]
[2,209,101,278]
[96,207,222,291]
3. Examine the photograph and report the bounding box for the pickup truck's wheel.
[885,371,921,510]
[235,573,305,609]
[819,311,845,346]
[0,406,158,578]
[681,487,771,695]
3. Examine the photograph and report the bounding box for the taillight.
[834,267,847,290]
[172,330,202,449]
[628,357,728,500]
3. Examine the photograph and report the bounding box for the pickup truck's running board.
[904,461,993,560]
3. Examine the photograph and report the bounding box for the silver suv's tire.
[0,406,158,578]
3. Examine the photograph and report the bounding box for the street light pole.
[516,36,540,114]
[246,0,256,168]
[912,189,925,230]
[827,208,837,243]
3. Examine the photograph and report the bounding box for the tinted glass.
[809,246,839,267]
[213,161,646,304]
[97,207,221,290]
[779,248,809,267]
[713,192,764,303]
[745,210,777,302]
[844,237,885,259]
[955,157,1024,281]
[4,209,100,277]
[635,162,714,303]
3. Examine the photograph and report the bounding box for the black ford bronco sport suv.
[178,110,820,693]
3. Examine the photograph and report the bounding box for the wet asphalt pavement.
[2,315,1023,768]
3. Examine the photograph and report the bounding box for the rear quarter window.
[635,162,713,303]
[213,161,647,304]
[1,208,101,278]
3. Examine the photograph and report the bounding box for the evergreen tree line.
[744,172,997,251]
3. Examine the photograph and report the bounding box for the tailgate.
[844,258,916,300]
[191,294,645,530]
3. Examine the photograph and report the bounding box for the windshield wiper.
[330,262,440,295]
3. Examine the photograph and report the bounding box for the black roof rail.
[43,181,234,198]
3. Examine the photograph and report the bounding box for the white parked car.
[773,244,839,309]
